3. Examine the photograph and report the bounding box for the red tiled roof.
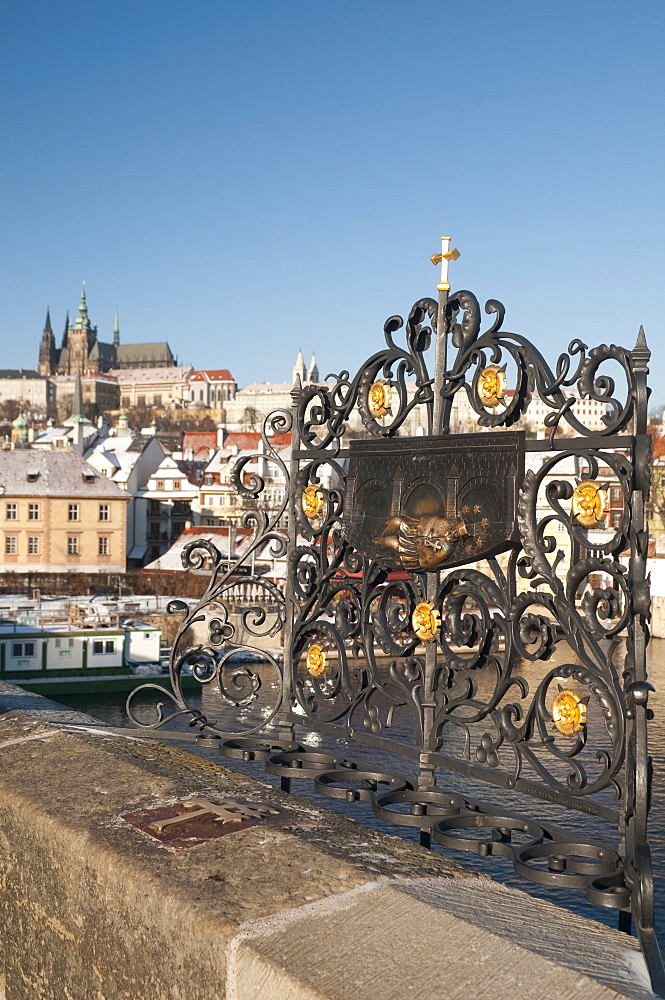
[180,525,252,538]
[191,369,234,382]
[223,431,291,450]
[182,431,217,446]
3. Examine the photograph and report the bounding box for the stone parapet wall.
[0,681,653,1000]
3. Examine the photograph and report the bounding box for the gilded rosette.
[477,365,507,408]
[571,480,609,528]
[551,688,587,737]
[411,601,441,643]
[305,643,328,678]
[301,484,325,521]
[367,380,393,418]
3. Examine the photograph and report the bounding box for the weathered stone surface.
[0,703,466,1000]
[0,681,655,1000]
[233,883,653,1000]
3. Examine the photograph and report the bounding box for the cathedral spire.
[113,310,120,349]
[71,371,85,421]
[292,349,306,385]
[308,352,319,383]
[75,283,90,330]
[38,308,57,375]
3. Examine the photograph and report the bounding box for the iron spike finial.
[632,324,650,371]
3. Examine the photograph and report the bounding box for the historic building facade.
[0,450,128,572]
[38,288,177,377]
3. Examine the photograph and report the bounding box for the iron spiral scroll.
[126,287,662,991]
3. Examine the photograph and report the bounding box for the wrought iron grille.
[122,260,662,990]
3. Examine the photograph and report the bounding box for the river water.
[52,637,665,946]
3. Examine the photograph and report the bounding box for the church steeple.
[61,311,70,348]
[292,349,306,385]
[71,370,84,421]
[113,310,120,349]
[307,353,319,383]
[74,284,90,330]
[38,308,57,375]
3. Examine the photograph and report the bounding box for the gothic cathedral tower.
[66,286,97,375]
[38,308,57,375]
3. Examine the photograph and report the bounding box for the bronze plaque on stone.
[122,796,285,849]
[343,431,524,571]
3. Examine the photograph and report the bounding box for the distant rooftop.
[190,369,234,382]
[107,366,192,384]
[115,343,175,365]
[0,451,128,498]
[0,369,45,380]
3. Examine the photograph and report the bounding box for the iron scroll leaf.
[343,431,525,571]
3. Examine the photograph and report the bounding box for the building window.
[98,536,109,555]
[137,395,146,407]
[27,536,40,555]
[5,503,17,520]
[5,536,17,555]
[28,503,40,520]
[94,639,116,655]
[203,474,214,486]
[67,536,79,555]
[611,512,622,529]
[99,504,110,521]
[68,503,80,521]
[173,480,181,490]
[149,523,161,539]
[121,396,130,408]
[205,495,214,506]
[12,642,35,657]
[153,395,162,407]
[610,486,622,504]
[156,480,165,490]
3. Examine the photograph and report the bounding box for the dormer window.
[83,472,95,483]
[26,471,39,482]
[203,474,214,485]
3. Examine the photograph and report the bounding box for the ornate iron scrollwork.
[124,275,661,992]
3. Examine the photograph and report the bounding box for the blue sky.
[0,1,663,399]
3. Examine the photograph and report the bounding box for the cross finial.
[430,237,460,291]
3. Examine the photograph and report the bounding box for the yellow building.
[0,451,128,573]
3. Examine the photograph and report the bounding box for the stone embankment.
[0,681,655,1000]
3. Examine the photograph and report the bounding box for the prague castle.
[38,287,176,376]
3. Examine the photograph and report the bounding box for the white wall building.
[85,429,168,565]
[187,369,237,409]
[109,366,194,410]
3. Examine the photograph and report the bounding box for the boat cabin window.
[93,640,115,655]
[12,642,35,658]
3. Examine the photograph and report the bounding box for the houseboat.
[0,620,164,694]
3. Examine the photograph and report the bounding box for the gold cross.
[430,237,460,291]
[148,796,279,833]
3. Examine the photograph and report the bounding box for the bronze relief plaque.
[343,431,524,572]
